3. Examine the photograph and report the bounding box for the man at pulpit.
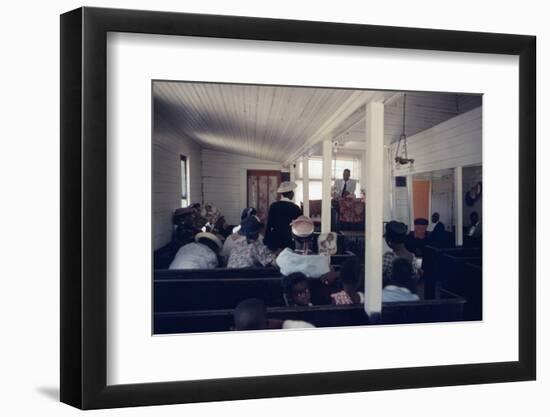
[333,169,357,198]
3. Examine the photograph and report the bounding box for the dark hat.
[173,207,195,223]
[414,218,429,226]
[239,215,263,236]
[384,221,408,238]
[240,207,257,221]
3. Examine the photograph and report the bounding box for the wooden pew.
[379,289,466,324]
[423,245,481,299]
[153,290,466,334]
[154,304,368,334]
[155,266,281,280]
[438,259,482,320]
[154,276,338,311]
[154,252,354,281]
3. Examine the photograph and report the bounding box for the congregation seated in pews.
[154,185,480,333]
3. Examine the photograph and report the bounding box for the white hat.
[277,181,297,193]
[290,216,315,238]
[195,232,223,249]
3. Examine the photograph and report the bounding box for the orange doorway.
[412,180,430,221]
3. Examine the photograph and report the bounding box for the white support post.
[321,140,332,233]
[454,166,464,246]
[302,156,310,217]
[364,102,384,318]
[407,174,414,229]
[289,162,297,202]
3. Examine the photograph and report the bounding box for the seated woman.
[221,207,259,260]
[168,232,222,269]
[227,216,276,268]
[382,221,421,285]
[275,216,330,278]
[233,298,315,330]
[382,257,420,302]
[330,256,364,305]
[282,272,312,307]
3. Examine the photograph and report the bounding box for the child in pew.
[382,257,420,302]
[330,257,364,305]
[233,298,315,331]
[282,272,313,307]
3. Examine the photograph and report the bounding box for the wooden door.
[246,170,282,222]
[412,180,430,221]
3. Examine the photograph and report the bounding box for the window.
[295,156,362,205]
[180,155,189,207]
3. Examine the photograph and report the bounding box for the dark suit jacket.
[264,200,302,251]
[430,222,446,247]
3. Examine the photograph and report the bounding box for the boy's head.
[283,272,311,306]
[233,298,267,331]
[340,256,361,291]
[390,257,416,293]
[384,221,408,248]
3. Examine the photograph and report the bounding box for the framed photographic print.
[60,6,536,410]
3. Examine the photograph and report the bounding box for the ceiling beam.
[283,90,389,166]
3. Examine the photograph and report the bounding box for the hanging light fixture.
[395,93,415,167]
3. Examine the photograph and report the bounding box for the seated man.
[233,298,315,330]
[168,232,222,269]
[282,272,312,307]
[382,257,420,302]
[275,216,330,278]
[227,215,276,268]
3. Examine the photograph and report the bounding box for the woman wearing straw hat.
[264,181,302,251]
[168,232,223,270]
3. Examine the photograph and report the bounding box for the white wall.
[391,106,482,176]
[431,174,454,229]
[153,116,202,249]
[391,107,482,226]
[201,149,282,225]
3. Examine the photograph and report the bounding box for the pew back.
[154,290,466,334]
[154,276,338,311]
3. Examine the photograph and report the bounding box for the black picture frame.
[60,6,536,410]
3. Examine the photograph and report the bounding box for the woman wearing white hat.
[168,232,222,270]
[275,216,331,278]
[264,181,302,251]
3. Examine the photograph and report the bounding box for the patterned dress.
[227,239,276,268]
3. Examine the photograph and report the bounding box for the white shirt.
[334,178,357,197]
[382,285,420,302]
[169,243,218,270]
[282,320,316,329]
[276,248,330,278]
